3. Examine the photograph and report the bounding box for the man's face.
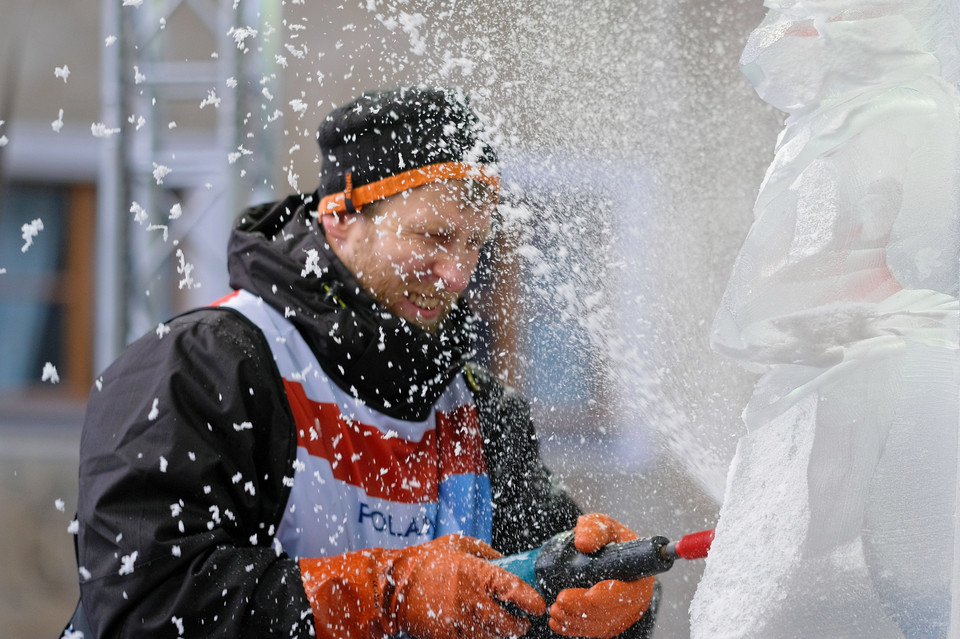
[325,179,496,332]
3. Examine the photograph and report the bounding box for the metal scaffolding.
[96,0,279,372]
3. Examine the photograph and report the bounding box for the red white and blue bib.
[216,289,493,558]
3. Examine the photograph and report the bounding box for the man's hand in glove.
[548,513,656,639]
[300,534,546,639]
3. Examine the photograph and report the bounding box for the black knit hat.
[316,86,500,214]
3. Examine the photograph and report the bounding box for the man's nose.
[430,245,477,294]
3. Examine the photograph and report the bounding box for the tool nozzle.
[673,529,715,560]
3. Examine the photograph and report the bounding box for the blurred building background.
[0,0,780,637]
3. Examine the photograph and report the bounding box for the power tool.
[492,527,715,605]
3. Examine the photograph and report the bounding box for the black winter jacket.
[71,194,655,638]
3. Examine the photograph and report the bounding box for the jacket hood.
[226,193,479,421]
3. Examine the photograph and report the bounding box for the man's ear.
[320,212,352,242]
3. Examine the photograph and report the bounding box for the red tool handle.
[673,529,715,560]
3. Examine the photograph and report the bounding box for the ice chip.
[118,551,138,576]
[91,122,120,138]
[21,218,44,252]
[152,163,172,184]
[41,362,59,384]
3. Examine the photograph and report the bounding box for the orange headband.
[317,161,501,215]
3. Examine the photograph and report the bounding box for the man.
[69,87,658,639]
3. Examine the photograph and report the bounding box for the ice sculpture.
[690,1,960,637]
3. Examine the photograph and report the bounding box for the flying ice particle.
[130,201,147,224]
[169,203,182,219]
[105,35,117,46]
[55,498,65,512]
[152,163,172,184]
[228,145,252,164]
[176,248,199,289]
[133,66,145,84]
[228,26,258,51]
[91,122,121,138]
[54,65,70,82]
[301,248,322,278]
[21,218,44,252]
[118,551,138,576]
[160,456,168,472]
[399,12,428,55]
[41,362,59,384]
[172,616,184,636]
[148,397,160,420]
[122,0,143,6]
[147,223,169,241]
[284,42,307,58]
[289,98,308,116]
[0,135,7,147]
[156,322,171,338]
[440,53,475,78]
[52,109,64,132]
[200,89,221,109]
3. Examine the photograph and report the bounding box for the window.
[0,182,95,397]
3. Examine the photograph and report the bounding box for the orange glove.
[300,534,546,639]
[548,513,656,638]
